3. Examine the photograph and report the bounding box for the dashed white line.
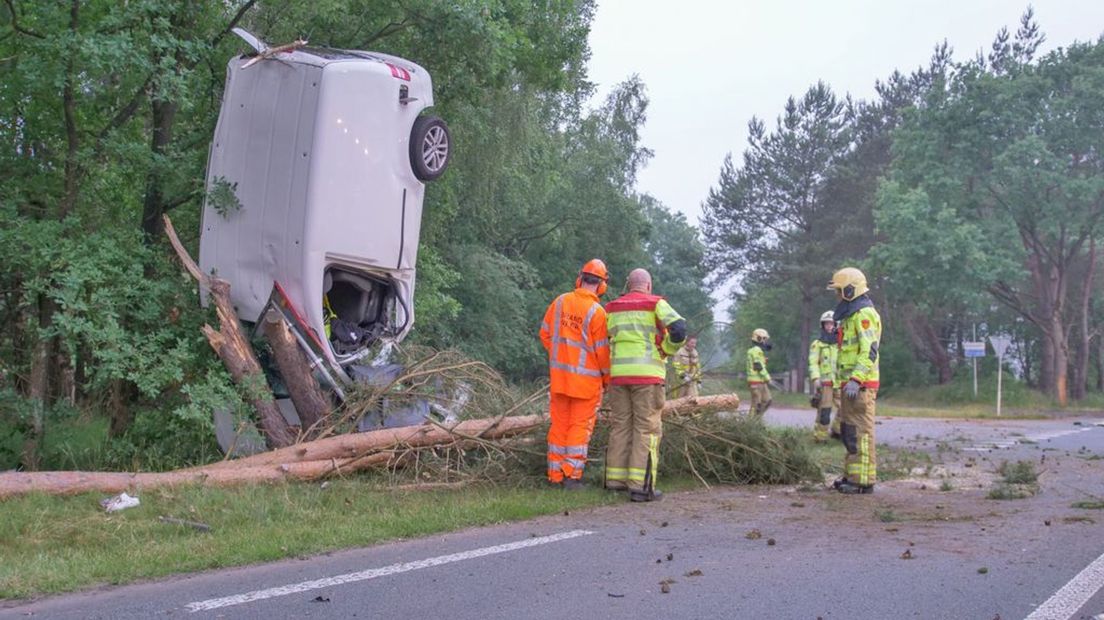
[185,529,594,613]
[1024,549,1104,620]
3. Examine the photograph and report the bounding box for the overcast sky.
[587,1,1104,225]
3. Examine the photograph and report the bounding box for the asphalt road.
[5,411,1104,620]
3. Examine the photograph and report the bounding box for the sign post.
[963,341,986,398]
[989,336,1012,416]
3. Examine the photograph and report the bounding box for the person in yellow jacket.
[670,336,700,398]
[808,310,841,442]
[827,267,882,495]
[605,268,687,502]
[746,329,772,419]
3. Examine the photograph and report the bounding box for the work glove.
[843,379,861,400]
[812,378,822,391]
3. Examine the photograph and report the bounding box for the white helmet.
[819,310,835,324]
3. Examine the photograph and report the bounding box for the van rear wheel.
[410,115,451,182]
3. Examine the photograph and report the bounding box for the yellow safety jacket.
[837,304,881,388]
[606,292,685,385]
[808,337,837,386]
[746,345,770,384]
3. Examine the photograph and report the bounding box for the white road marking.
[1024,549,1104,620]
[185,529,593,613]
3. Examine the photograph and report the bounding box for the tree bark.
[196,414,545,471]
[140,99,178,242]
[107,379,136,438]
[1071,240,1096,401]
[796,291,811,389]
[261,310,331,436]
[162,214,294,448]
[21,295,56,470]
[58,0,81,219]
[901,306,953,384]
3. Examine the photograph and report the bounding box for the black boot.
[832,477,848,489]
[836,481,874,495]
[630,489,663,502]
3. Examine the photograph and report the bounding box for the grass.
[986,460,1040,500]
[0,478,624,600]
[987,484,1037,500]
[876,509,901,523]
[885,374,1104,416]
[1071,501,1104,510]
[998,460,1038,484]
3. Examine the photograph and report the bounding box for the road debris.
[158,516,211,533]
[900,549,913,559]
[745,529,762,540]
[100,492,140,512]
[767,538,776,546]
[685,569,703,577]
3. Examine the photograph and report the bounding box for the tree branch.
[209,0,258,49]
[360,18,412,48]
[4,0,44,39]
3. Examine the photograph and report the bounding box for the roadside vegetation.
[0,480,624,599]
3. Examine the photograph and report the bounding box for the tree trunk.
[1096,333,1104,393]
[261,310,331,436]
[162,214,295,448]
[796,291,811,390]
[140,99,178,242]
[58,0,81,219]
[196,414,545,471]
[901,307,953,384]
[21,295,56,471]
[1071,240,1096,401]
[107,379,136,438]
[1049,318,1070,407]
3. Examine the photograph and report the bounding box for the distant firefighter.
[746,328,772,419]
[808,310,842,443]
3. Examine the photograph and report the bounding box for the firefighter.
[746,329,772,419]
[671,336,701,398]
[605,268,687,502]
[808,310,841,442]
[827,267,882,495]
[539,259,611,489]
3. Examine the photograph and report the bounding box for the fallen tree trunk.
[163,214,294,448]
[0,394,744,498]
[661,393,742,417]
[0,453,399,498]
[261,308,331,436]
[196,414,545,471]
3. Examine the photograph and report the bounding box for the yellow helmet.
[751,328,770,343]
[827,267,868,302]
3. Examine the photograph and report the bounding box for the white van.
[199,32,449,378]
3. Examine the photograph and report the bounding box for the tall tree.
[880,12,1104,403]
[702,82,851,386]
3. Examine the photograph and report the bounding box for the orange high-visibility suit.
[539,288,610,482]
